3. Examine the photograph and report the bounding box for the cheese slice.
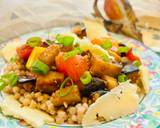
[82,81,139,125]
[139,66,150,94]
[1,41,21,62]
[83,18,108,40]
[0,93,53,128]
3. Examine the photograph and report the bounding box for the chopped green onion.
[101,54,109,62]
[27,37,41,47]
[133,60,141,67]
[0,79,6,90]
[56,34,64,44]
[118,74,127,82]
[10,56,18,63]
[118,46,130,53]
[64,47,83,60]
[80,71,92,85]
[60,77,75,97]
[46,40,54,45]
[2,73,18,86]
[101,39,112,50]
[63,36,74,46]
[56,34,74,46]
[32,60,49,75]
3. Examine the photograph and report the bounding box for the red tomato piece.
[126,49,141,62]
[16,44,33,60]
[55,52,88,82]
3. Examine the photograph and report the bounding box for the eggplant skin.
[81,77,106,97]
[39,44,60,66]
[90,56,122,77]
[36,71,64,94]
[52,86,81,106]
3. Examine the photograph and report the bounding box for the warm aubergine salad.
[0,23,149,127]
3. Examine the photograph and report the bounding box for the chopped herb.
[118,46,130,53]
[32,60,50,75]
[27,37,41,47]
[80,71,92,85]
[118,74,127,82]
[133,60,141,67]
[64,47,83,60]
[101,39,112,50]
[10,56,18,63]
[101,54,109,62]
[59,77,75,97]
[56,34,74,46]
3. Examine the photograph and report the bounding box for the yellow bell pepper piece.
[26,47,46,70]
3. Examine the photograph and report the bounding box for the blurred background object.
[94,0,142,41]
[0,0,159,53]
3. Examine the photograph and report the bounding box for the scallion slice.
[56,34,64,44]
[59,77,75,97]
[0,79,6,90]
[133,60,141,67]
[63,36,74,46]
[80,71,92,85]
[27,37,41,47]
[118,46,130,53]
[101,39,112,50]
[56,34,74,46]
[2,73,18,86]
[32,60,49,75]
[118,74,127,82]
[101,54,109,62]
[64,47,82,60]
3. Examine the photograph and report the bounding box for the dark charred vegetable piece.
[52,86,81,106]
[18,77,36,83]
[36,71,64,94]
[39,44,60,66]
[90,55,122,77]
[81,77,106,97]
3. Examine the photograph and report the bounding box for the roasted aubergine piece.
[52,86,81,106]
[36,71,64,93]
[39,44,60,66]
[90,55,122,77]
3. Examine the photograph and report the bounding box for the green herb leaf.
[27,37,41,47]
